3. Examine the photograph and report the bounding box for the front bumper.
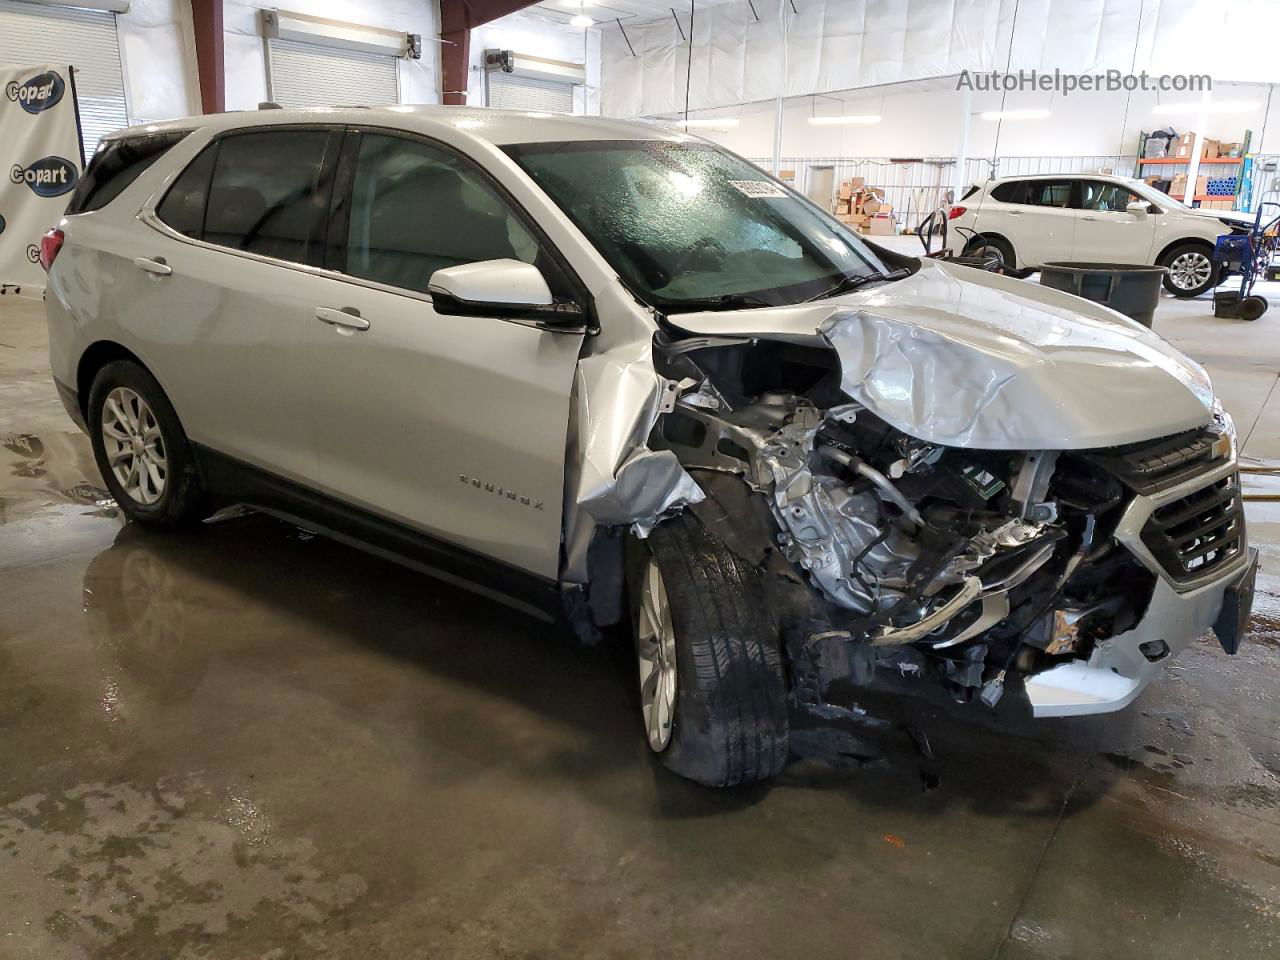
[1026,454,1252,718]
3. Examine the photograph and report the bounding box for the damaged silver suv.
[45,108,1257,786]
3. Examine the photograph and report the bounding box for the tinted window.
[202,130,332,263]
[990,181,1025,203]
[960,184,981,201]
[156,143,217,238]
[1025,180,1073,208]
[344,133,551,295]
[66,132,188,214]
[1080,181,1141,212]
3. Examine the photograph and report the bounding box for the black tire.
[1160,242,1219,298]
[88,360,210,529]
[963,235,1032,277]
[1240,294,1269,321]
[629,511,789,787]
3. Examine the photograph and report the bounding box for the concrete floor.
[1,283,1279,960]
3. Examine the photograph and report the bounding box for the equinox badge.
[459,474,544,510]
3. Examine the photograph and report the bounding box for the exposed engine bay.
[649,332,1185,713]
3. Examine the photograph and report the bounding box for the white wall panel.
[601,0,1280,119]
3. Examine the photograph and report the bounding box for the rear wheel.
[629,511,789,787]
[963,236,1032,278]
[1161,242,1218,297]
[88,361,211,529]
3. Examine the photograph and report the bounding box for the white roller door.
[268,38,400,109]
[0,0,128,160]
[486,73,574,114]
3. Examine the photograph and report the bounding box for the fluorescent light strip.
[677,118,740,128]
[1152,100,1259,115]
[980,109,1050,121]
[807,114,881,126]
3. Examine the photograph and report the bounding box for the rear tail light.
[38,228,64,272]
[948,205,968,220]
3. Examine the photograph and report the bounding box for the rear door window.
[202,130,335,264]
[66,132,189,214]
[1024,180,1074,208]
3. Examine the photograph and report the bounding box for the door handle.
[133,256,172,277]
[1081,215,1099,221]
[315,306,370,331]
[1007,209,1022,216]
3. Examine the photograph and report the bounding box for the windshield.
[504,140,890,310]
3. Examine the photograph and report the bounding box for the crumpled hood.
[668,258,1215,450]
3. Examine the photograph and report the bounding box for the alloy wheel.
[1169,251,1212,291]
[101,387,167,506]
[636,558,678,752]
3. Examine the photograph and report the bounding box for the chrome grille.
[1139,473,1243,583]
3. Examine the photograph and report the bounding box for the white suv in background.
[950,173,1253,298]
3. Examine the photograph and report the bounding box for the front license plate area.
[1213,548,1259,655]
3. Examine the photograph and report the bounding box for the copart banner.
[0,64,82,295]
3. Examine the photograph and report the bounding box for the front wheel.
[629,512,789,787]
[1161,243,1219,297]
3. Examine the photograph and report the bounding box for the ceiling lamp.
[570,4,593,28]
[807,115,881,125]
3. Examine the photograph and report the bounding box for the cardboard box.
[1201,138,1220,159]
[849,176,865,188]
[1174,132,1197,158]
[1170,173,1188,196]
[866,215,896,236]
[1201,199,1233,211]
[836,198,851,214]
[838,181,853,200]
[861,198,881,215]
[778,169,796,183]
[1219,141,1243,158]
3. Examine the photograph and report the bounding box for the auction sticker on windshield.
[728,180,787,198]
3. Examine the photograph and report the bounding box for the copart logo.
[26,244,39,264]
[5,71,65,114]
[10,156,78,198]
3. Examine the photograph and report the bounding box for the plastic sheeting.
[601,0,1280,119]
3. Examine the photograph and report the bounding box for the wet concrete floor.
[2,293,1279,958]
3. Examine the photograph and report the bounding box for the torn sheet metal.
[564,338,704,576]
[667,258,1216,450]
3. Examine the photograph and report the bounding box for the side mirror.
[428,258,587,331]
[1126,200,1150,218]
[429,258,552,307]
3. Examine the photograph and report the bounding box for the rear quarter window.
[65,132,189,215]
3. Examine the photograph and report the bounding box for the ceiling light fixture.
[1152,100,1259,115]
[677,118,741,128]
[570,3,593,27]
[979,108,1050,121]
[807,114,881,125]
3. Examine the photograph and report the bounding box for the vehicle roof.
[986,172,1137,185]
[107,105,698,148]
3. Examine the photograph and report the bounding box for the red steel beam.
[190,0,225,113]
[439,0,540,105]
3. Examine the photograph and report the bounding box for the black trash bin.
[1039,262,1168,328]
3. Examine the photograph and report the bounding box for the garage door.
[0,0,128,161]
[268,38,400,109]
[486,73,574,114]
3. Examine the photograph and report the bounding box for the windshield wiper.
[805,268,911,302]
[659,292,777,313]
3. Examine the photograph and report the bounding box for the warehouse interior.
[2,1,1280,958]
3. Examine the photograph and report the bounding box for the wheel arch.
[76,341,181,429]
[1156,236,1215,266]
[963,231,1018,267]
